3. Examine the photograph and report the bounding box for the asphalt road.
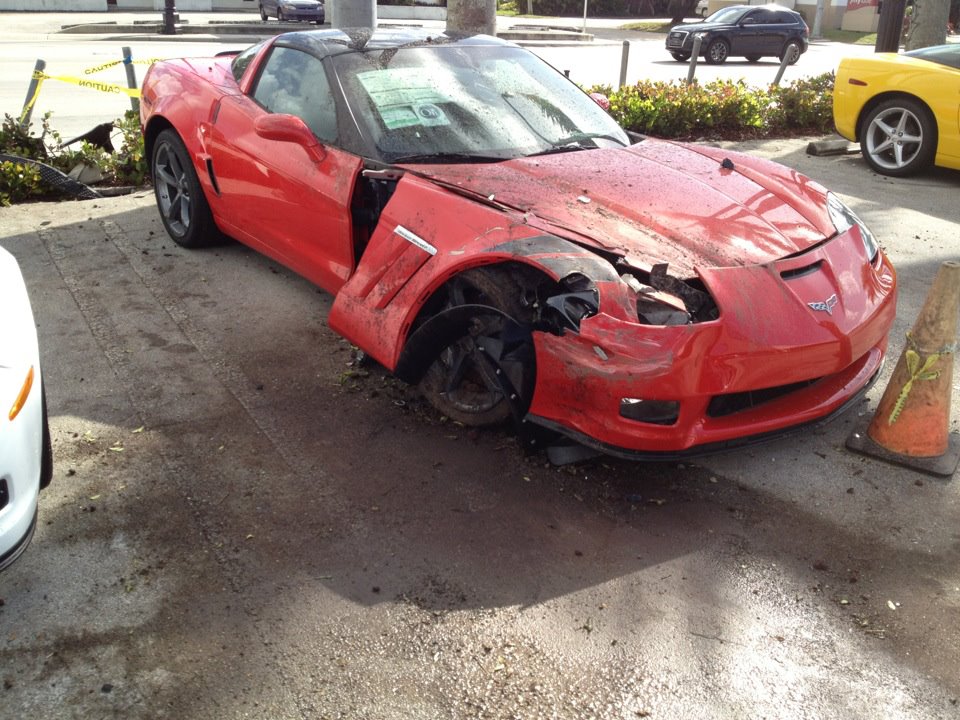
[1,11,960,720]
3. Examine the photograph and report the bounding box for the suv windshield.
[705,6,750,23]
[331,44,628,163]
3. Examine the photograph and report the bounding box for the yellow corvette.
[834,44,960,177]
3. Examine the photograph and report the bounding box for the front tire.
[704,38,729,64]
[151,129,216,248]
[259,4,268,20]
[419,268,536,427]
[860,97,936,177]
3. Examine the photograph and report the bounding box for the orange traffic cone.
[846,260,960,477]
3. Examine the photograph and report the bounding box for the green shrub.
[0,109,147,204]
[768,73,835,132]
[594,72,835,139]
[0,159,44,206]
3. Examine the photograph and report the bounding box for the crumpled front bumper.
[525,230,897,458]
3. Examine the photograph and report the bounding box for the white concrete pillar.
[447,0,496,35]
[331,0,376,29]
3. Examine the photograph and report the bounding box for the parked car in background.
[0,246,52,571]
[139,29,896,460]
[666,4,809,64]
[696,0,710,17]
[259,0,325,23]
[834,44,960,176]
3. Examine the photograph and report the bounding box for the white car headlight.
[827,192,879,262]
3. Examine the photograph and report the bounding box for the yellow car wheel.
[860,97,936,177]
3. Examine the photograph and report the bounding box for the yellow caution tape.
[18,77,44,124]
[33,70,140,98]
[82,58,165,75]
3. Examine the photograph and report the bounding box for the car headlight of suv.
[827,192,879,262]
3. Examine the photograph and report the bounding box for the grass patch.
[821,29,877,44]
[621,21,676,32]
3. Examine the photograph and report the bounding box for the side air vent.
[780,260,823,280]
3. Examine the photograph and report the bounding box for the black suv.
[666,4,809,65]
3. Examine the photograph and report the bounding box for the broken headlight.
[621,273,690,326]
[827,192,879,263]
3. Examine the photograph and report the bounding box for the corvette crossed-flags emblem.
[808,294,839,315]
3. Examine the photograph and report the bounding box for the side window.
[231,40,267,83]
[776,11,797,23]
[251,46,338,143]
[753,10,775,24]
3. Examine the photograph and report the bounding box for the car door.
[204,45,362,294]
[731,8,767,57]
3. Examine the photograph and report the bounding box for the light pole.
[162,0,179,36]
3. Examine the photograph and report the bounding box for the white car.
[0,246,51,572]
[697,0,709,16]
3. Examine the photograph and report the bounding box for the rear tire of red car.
[780,40,801,65]
[419,268,535,427]
[151,129,217,249]
[704,38,729,65]
[859,97,937,177]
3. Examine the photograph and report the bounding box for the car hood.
[408,140,834,278]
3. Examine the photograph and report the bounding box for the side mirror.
[741,17,757,25]
[254,113,326,162]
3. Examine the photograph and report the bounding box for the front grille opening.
[708,378,821,418]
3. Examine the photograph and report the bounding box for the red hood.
[408,139,835,278]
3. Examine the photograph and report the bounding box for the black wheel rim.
[429,314,511,416]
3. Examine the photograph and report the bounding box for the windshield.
[330,44,628,163]
[904,44,960,70]
[704,6,750,23]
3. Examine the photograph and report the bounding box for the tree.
[448,0,497,34]
[668,0,699,24]
[906,0,952,49]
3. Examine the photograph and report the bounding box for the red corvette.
[140,29,896,460]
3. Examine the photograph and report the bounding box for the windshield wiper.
[527,132,629,157]
[390,152,507,164]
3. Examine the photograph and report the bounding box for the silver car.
[259,0,325,23]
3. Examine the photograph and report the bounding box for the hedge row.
[499,0,684,16]
[591,72,836,139]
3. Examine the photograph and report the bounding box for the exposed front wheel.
[860,97,936,177]
[151,129,216,248]
[418,268,536,427]
[704,38,729,64]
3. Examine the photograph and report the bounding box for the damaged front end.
[331,163,894,461]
